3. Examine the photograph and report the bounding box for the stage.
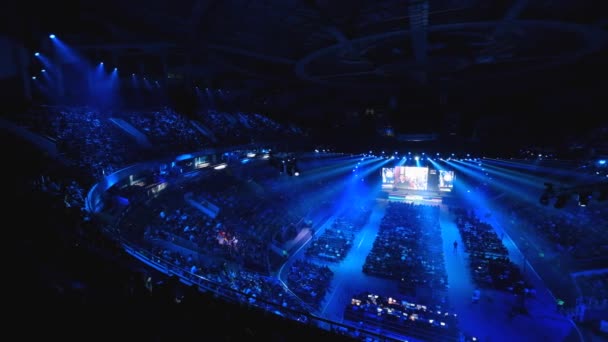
[380,187,450,205]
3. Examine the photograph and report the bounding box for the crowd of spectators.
[452,208,532,296]
[118,107,209,154]
[15,101,608,339]
[503,198,608,264]
[119,197,318,321]
[146,243,312,313]
[280,204,373,311]
[286,259,334,310]
[191,171,307,247]
[575,272,608,310]
[305,209,372,262]
[6,105,143,183]
[113,157,361,317]
[5,105,305,199]
[30,175,87,209]
[197,109,305,145]
[343,292,464,342]
[118,168,293,274]
[363,202,449,305]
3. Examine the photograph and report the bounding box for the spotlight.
[31,76,36,80]
[34,52,40,57]
[49,34,56,39]
[41,69,46,73]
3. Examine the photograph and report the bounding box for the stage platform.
[380,188,452,205]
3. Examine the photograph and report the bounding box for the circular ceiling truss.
[295,20,608,88]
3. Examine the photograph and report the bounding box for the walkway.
[440,205,581,342]
[319,200,399,323]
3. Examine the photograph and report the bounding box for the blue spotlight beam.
[446,159,539,204]
[284,156,378,217]
[427,158,445,171]
[480,160,553,184]
[298,155,368,179]
[354,157,393,179]
[35,54,54,69]
[463,160,544,190]
[49,35,82,64]
[484,158,597,183]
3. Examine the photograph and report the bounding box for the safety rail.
[120,241,404,342]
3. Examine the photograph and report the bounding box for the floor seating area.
[362,202,449,305]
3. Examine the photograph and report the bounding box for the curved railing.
[85,142,278,213]
[118,238,402,342]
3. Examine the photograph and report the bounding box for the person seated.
[472,289,481,303]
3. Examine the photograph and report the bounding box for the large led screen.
[439,170,455,191]
[395,166,429,190]
[382,167,395,184]
[382,167,454,192]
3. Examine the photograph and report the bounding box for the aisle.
[440,205,480,338]
[320,200,400,323]
[440,205,578,342]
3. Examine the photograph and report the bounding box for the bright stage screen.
[382,168,395,184]
[382,167,455,192]
[395,166,428,190]
[382,166,428,190]
[439,170,455,191]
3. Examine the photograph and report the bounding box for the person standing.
[453,240,458,252]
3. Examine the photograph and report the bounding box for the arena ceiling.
[9,0,608,142]
[14,0,607,85]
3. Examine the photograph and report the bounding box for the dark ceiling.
[7,0,608,144]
